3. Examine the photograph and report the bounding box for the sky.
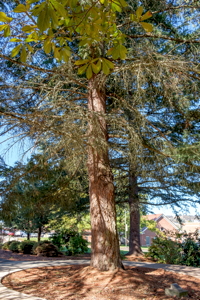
[0,134,199,217]
[0,134,33,166]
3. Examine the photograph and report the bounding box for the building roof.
[182,222,200,233]
[145,214,163,222]
[141,213,178,233]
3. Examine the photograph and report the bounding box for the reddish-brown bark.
[127,169,143,256]
[87,76,123,271]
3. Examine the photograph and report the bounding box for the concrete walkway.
[0,259,200,300]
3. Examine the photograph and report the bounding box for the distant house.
[140,214,178,246]
[181,222,200,234]
[82,213,179,247]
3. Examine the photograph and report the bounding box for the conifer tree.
[0,0,199,270]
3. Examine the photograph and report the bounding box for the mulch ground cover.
[1,249,200,300]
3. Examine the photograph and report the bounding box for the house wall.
[140,216,177,246]
[140,229,156,246]
[182,222,200,233]
[157,217,177,232]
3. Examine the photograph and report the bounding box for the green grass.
[18,237,49,242]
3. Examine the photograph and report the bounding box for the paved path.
[0,259,200,300]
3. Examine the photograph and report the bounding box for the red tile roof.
[145,214,163,221]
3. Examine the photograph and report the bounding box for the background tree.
[0,154,89,241]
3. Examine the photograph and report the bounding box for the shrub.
[147,236,182,264]
[147,230,200,267]
[49,233,64,249]
[67,235,88,256]
[32,240,49,253]
[19,240,37,254]
[50,229,88,255]
[9,241,21,253]
[2,241,13,250]
[181,238,200,267]
[50,229,77,249]
[33,241,60,257]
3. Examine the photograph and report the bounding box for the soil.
[1,249,200,300]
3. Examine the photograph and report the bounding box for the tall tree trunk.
[38,227,42,242]
[27,232,30,240]
[88,76,123,271]
[127,168,143,256]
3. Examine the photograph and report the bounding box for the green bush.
[19,240,37,254]
[33,241,60,257]
[2,241,13,250]
[49,233,64,249]
[147,236,181,264]
[147,230,200,267]
[181,238,200,267]
[9,241,21,253]
[50,229,77,249]
[67,234,88,256]
[50,229,88,255]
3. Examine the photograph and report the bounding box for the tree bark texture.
[38,226,42,242]
[127,168,143,256]
[87,77,123,271]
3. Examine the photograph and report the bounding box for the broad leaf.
[140,11,152,21]
[111,46,120,59]
[20,46,27,62]
[86,65,93,79]
[107,48,114,56]
[136,6,143,19]
[27,44,34,53]
[13,4,27,13]
[4,25,11,37]
[31,2,46,16]
[60,48,71,62]
[0,12,12,22]
[103,58,114,69]
[49,4,58,29]
[102,61,110,75]
[10,38,22,42]
[91,61,102,74]
[54,47,60,60]
[140,22,153,32]
[11,44,22,57]
[130,14,137,22]
[50,0,66,18]
[37,7,51,31]
[119,44,127,59]
[119,0,128,7]
[78,64,88,75]
[111,3,122,13]
[22,25,37,33]
[44,38,52,54]
[75,59,90,65]
[0,24,8,31]
[28,0,40,3]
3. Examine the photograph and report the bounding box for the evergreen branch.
[152,4,200,15]
[128,33,200,44]
[0,54,88,89]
